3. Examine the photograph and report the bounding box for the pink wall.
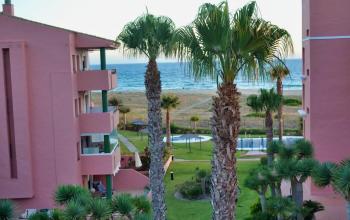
[77,70,117,91]
[303,0,350,211]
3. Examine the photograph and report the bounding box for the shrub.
[283,98,302,106]
[111,194,133,217]
[51,209,64,220]
[134,213,152,220]
[54,185,91,205]
[0,200,14,220]
[63,201,86,220]
[87,199,111,220]
[177,181,203,200]
[28,212,50,220]
[132,196,151,214]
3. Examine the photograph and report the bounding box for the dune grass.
[165,161,258,220]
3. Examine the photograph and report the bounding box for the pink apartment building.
[0,1,150,211]
[302,0,350,218]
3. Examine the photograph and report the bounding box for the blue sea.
[91,59,302,92]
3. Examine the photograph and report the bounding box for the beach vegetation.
[119,106,131,130]
[189,116,200,130]
[283,98,302,106]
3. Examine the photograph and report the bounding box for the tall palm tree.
[175,1,293,219]
[118,13,176,220]
[313,159,350,220]
[161,94,180,148]
[247,89,282,165]
[270,63,290,141]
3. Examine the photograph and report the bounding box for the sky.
[11,0,301,64]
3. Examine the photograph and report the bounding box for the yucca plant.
[63,201,86,220]
[111,194,133,219]
[118,13,176,219]
[87,199,111,220]
[0,200,14,220]
[132,196,151,214]
[54,185,91,205]
[134,213,152,220]
[175,2,293,218]
[302,200,324,220]
[313,159,350,220]
[266,197,297,220]
[51,209,64,220]
[28,212,50,220]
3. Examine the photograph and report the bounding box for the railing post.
[100,48,112,199]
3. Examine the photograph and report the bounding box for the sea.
[91,59,302,92]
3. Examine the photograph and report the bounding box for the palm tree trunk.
[258,193,267,213]
[277,77,283,142]
[166,109,171,148]
[123,113,127,130]
[291,179,303,220]
[211,82,239,220]
[145,59,166,220]
[346,201,350,220]
[266,111,274,165]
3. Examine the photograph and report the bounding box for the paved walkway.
[118,134,139,153]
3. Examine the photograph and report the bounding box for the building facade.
[302,0,350,218]
[0,1,122,210]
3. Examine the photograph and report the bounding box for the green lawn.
[165,161,259,220]
[119,130,246,159]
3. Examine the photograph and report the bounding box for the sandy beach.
[91,89,301,130]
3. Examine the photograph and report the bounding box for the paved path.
[118,134,139,153]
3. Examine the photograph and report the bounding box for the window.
[72,55,76,73]
[76,55,80,72]
[77,142,81,161]
[306,29,310,37]
[302,47,305,74]
[307,69,310,76]
[307,107,310,114]
[302,84,305,108]
[2,48,17,178]
[82,56,87,70]
[74,98,79,117]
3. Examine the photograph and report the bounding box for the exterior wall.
[0,15,82,209]
[303,0,350,212]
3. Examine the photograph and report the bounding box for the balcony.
[77,70,117,91]
[81,142,121,175]
[80,107,119,135]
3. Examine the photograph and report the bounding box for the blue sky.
[10,0,301,64]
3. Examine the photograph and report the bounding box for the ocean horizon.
[91,59,302,92]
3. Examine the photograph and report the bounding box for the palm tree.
[190,116,199,131]
[161,94,180,148]
[108,96,122,108]
[312,159,350,220]
[247,89,282,165]
[175,2,293,218]
[270,63,290,141]
[118,13,176,219]
[0,200,14,220]
[119,106,131,130]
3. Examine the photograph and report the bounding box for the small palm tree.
[175,2,293,218]
[161,94,180,148]
[132,196,151,215]
[119,106,131,130]
[54,185,91,206]
[244,166,270,213]
[190,116,199,131]
[0,200,14,220]
[312,159,350,220]
[63,201,86,220]
[270,63,290,141]
[247,89,282,165]
[111,194,133,219]
[118,13,176,219]
[87,199,111,220]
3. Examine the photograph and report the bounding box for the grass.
[119,130,248,159]
[165,161,259,220]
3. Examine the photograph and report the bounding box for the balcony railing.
[77,70,117,91]
[80,107,119,135]
[81,142,121,175]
